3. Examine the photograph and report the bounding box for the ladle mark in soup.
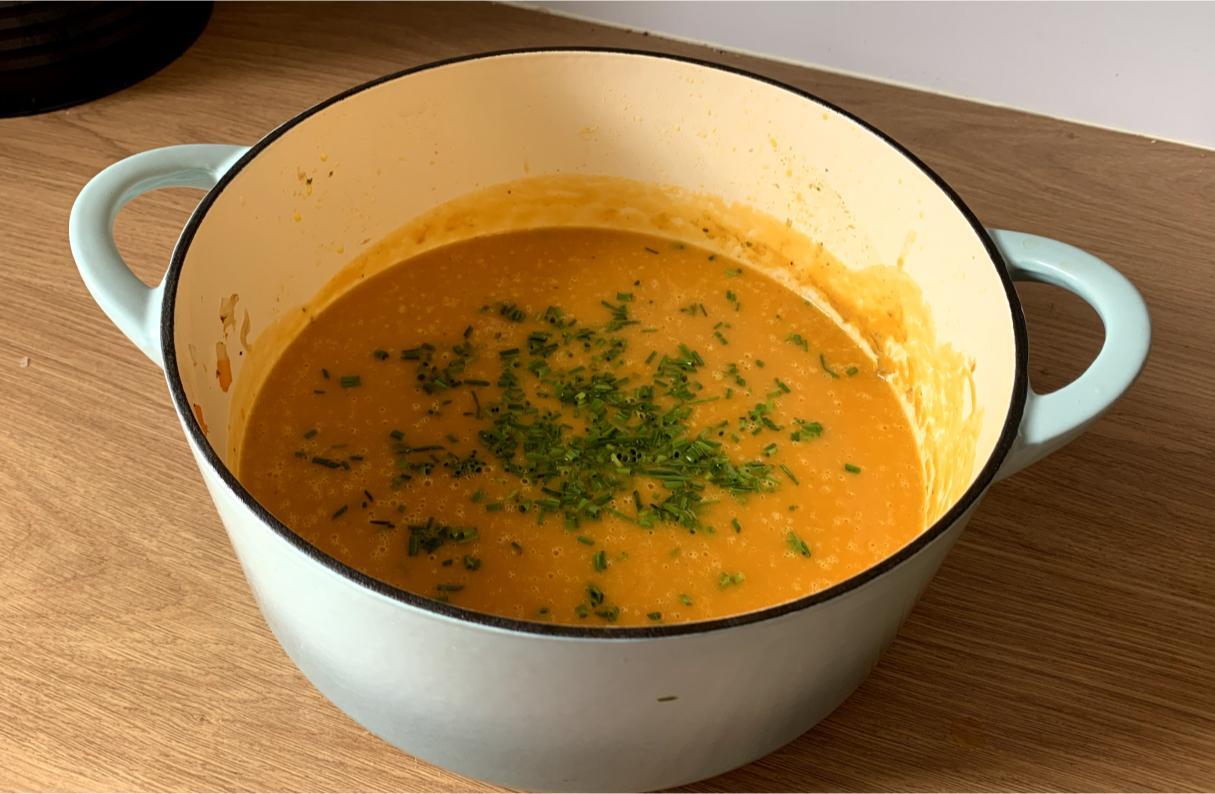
[238,228,923,625]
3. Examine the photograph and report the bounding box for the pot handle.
[69,144,250,368]
[989,229,1150,481]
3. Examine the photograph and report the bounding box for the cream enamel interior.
[172,50,1017,538]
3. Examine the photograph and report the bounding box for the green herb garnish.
[790,418,824,442]
[406,518,478,556]
[586,584,605,607]
[594,606,620,622]
[787,531,811,557]
[718,571,745,588]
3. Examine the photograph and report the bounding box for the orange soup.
[238,228,923,625]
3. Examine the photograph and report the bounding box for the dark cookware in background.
[0,1,211,117]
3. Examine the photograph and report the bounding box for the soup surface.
[239,228,923,626]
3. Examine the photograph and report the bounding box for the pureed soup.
[238,228,923,626]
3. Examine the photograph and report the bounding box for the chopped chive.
[363,489,374,502]
[647,611,663,621]
[780,463,799,485]
[643,246,660,255]
[331,505,347,519]
[449,527,479,543]
[369,519,395,528]
[373,349,389,361]
[819,353,840,378]
[846,366,860,376]
[436,583,464,592]
[786,333,809,352]
[790,418,824,442]
[762,443,777,457]
[471,490,485,503]
[321,368,330,380]
[463,555,482,571]
[787,531,811,557]
[844,463,862,474]
[576,536,595,546]
[303,428,318,439]
[617,292,633,302]
[678,594,693,606]
[486,502,503,512]
[463,325,473,339]
[586,584,605,606]
[724,267,742,277]
[510,541,523,554]
[657,695,678,702]
[339,375,361,388]
[594,606,620,622]
[731,517,742,533]
[774,378,791,394]
[311,456,343,469]
[718,571,745,588]
[592,549,608,571]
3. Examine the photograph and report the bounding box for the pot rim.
[161,47,1028,640]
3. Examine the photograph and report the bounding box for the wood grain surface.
[1,3,1211,791]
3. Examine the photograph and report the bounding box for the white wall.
[529,1,1215,149]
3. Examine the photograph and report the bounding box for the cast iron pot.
[69,50,1149,791]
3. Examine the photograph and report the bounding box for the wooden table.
[2,3,1211,791]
